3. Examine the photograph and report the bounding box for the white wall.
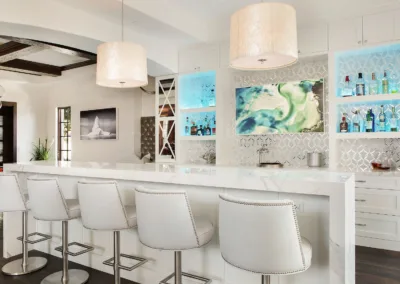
[0,74,47,162]
[141,92,156,117]
[43,65,143,163]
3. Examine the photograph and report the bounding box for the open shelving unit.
[330,42,400,168]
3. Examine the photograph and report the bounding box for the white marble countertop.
[4,161,354,197]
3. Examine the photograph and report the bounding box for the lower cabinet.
[355,174,400,251]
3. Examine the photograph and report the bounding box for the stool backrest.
[27,177,70,221]
[0,174,27,212]
[78,180,132,230]
[219,194,307,275]
[135,187,200,250]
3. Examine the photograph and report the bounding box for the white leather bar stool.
[27,177,93,284]
[135,187,214,284]
[0,174,50,276]
[77,180,148,284]
[219,195,312,284]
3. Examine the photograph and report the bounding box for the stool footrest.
[55,242,94,257]
[160,272,212,284]
[103,254,148,271]
[17,232,52,244]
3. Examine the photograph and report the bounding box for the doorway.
[0,102,17,247]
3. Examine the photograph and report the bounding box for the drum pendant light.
[96,0,148,88]
[230,2,298,71]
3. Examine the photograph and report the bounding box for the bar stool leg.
[114,231,121,284]
[62,221,69,283]
[174,251,182,284]
[262,275,270,284]
[2,211,47,276]
[41,221,89,284]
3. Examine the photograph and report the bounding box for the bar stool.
[135,187,214,284]
[27,177,93,284]
[218,195,312,284]
[0,174,50,276]
[77,180,148,284]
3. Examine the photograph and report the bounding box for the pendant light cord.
[121,0,124,42]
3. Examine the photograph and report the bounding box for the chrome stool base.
[160,272,212,284]
[2,257,47,276]
[160,251,211,284]
[41,269,89,284]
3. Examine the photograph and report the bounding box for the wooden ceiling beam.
[0,41,43,63]
[61,59,97,71]
[0,59,62,77]
[0,36,97,61]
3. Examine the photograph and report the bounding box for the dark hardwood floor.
[0,226,138,284]
[357,246,400,283]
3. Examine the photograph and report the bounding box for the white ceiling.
[20,49,87,67]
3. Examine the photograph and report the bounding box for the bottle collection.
[184,113,216,136]
[339,105,398,133]
[341,71,397,97]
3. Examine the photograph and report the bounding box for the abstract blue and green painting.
[236,79,324,135]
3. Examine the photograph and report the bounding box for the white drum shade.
[96,42,148,88]
[230,3,298,70]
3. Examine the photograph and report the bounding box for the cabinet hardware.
[298,50,301,54]
[355,199,366,202]
[356,180,366,183]
[358,41,362,44]
[355,223,367,227]
[364,40,368,44]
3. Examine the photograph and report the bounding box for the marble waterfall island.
[3,161,355,284]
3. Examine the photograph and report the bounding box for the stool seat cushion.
[301,237,312,270]
[124,205,138,228]
[194,217,214,246]
[65,199,81,219]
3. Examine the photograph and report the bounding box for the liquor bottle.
[185,117,190,135]
[366,109,375,132]
[197,125,204,136]
[190,121,197,136]
[205,124,211,135]
[340,114,349,133]
[212,118,216,135]
[382,70,389,94]
[369,73,379,95]
[352,110,361,132]
[390,106,398,132]
[378,105,386,132]
[341,76,353,97]
[356,73,365,96]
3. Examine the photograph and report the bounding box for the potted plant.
[30,138,54,161]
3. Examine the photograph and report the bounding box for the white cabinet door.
[356,212,400,241]
[363,11,395,45]
[394,10,400,40]
[297,24,328,56]
[178,45,219,73]
[356,187,400,216]
[329,18,363,50]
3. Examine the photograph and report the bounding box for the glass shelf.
[179,71,216,109]
[335,43,400,98]
[336,101,400,133]
[181,111,216,137]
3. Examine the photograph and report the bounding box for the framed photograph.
[236,79,324,135]
[80,108,117,140]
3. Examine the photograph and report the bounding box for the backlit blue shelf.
[179,71,216,109]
